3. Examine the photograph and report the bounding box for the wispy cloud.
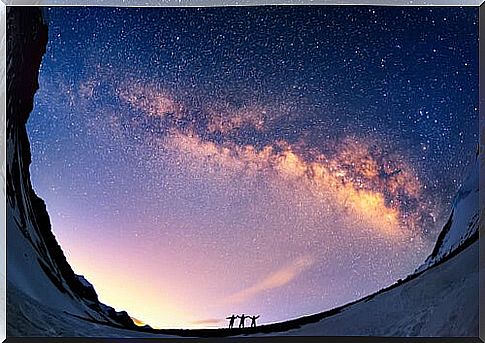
[190,318,223,325]
[224,256,315,305]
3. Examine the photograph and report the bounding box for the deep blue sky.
[28,6,478,328]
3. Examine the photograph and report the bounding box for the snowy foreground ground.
[7,240,479,338]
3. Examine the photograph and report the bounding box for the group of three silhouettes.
[226,314,260,329]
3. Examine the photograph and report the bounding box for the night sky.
[28,6,478,329]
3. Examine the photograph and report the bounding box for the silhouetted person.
[237,314,247,328]
[226,314,236,329]
[249,315,260,328]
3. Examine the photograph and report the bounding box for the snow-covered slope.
[415,154,479,273]
[6,280,175,338]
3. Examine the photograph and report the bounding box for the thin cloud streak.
[190,318,223,325]
[224,256,315,305]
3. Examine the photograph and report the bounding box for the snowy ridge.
[415,153,479,274]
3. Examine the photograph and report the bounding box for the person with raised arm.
[249,315,260,328]
[236,314,248,328]
[226,314,236,329]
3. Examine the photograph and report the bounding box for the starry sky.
[28,6,478,329]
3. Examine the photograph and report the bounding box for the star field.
[28,6,478,329]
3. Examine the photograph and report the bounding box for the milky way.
[28,6,478,328]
